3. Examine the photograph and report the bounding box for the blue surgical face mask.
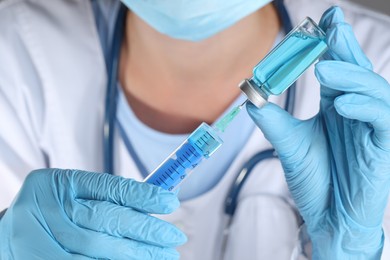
[120,0,273,41]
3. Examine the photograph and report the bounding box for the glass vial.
[240,17,328,107]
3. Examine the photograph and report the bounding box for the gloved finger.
[319,6,344,30]
[246,102,307,158]
[334,93,390,150]
[319,6,372,69]
[316,61,390,100]
[56,170,179,214]
[69,199,187,247]
[55,224,180,260]
[246,102,331,210]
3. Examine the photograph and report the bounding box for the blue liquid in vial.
[145,123,222,191]
[252,30,327,96]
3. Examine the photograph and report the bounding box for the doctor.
[1,0,390,259]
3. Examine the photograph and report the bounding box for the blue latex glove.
[247,6,390,259]
[0,169,186,259]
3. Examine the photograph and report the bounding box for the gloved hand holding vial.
[248,6,390,259]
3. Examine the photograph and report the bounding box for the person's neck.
[120,4,281,134]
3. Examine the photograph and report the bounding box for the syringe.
[144,101,246,191]
[144,17,328,191]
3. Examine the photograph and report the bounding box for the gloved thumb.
[246,102,309,161]
[247,102,299,142]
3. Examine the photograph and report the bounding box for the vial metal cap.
[239,79,268,108]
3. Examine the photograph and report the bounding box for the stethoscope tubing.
[104,4,127,174]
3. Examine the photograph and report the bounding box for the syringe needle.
[239,99,248,109]
[215,100,246,133]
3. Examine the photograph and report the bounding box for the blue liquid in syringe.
[251,30,327,96]
[145,142,202,191]
[144,123,223,191]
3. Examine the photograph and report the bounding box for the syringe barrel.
[144,122,223,191]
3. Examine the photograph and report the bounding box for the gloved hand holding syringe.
[144,17,328,191]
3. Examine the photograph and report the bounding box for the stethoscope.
[104,0,300,254]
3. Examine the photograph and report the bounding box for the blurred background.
[350,0,390,15]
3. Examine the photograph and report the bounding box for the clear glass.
[144,123,223,191]
[250,17,328,98]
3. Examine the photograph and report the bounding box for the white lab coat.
[1,0,390,259]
